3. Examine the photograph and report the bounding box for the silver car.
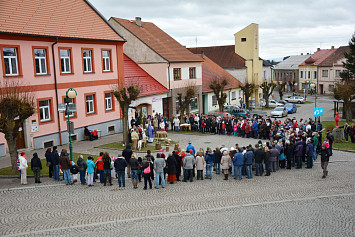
[270,106,288,117]
[285,96,305,104]
[268,100,284,108]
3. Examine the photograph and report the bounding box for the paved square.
[0,134,354,236]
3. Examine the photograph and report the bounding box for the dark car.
[227,108,249,118]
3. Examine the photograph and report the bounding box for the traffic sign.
[314,107,323,117]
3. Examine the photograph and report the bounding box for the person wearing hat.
[186,142,195,155]
[183,150,195,182]
[18,152,28,185]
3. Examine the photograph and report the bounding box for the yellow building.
[234,23,263,101]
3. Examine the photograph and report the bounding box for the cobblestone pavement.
[0,142,354,236]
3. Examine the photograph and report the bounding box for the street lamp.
[65,88,77,161]
[310,83,317,122]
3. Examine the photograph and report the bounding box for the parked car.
[209,112,232,118]
[285,96,305,104]
[270,106,288,118]
[268,100,284,108]
[275,99,287,105]
[227,108,250,118]
[284,103,297,114]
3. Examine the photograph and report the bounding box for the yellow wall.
[299,65,317,91]
[234,23,263,101]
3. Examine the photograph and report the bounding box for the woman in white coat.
[19,152,28,185]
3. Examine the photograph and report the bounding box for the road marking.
[3,192,354,237]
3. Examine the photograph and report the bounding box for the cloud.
[91,0,355,59]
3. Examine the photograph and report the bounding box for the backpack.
[143,164,151,174]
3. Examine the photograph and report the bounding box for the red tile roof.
[111,17,202,62]
[0,0,124,41]
[199,55,243,93]
[318,46,350,66]
[300,48,337,66]
[124,54,168,97]
[188,45,246,68]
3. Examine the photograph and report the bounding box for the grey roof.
[273,55,310,70]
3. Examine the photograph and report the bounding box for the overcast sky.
[90,0,355,60]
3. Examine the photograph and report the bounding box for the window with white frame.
[189,67,196,79]
[322,70,328,77]
[212,95,217,106]
[102,50,110,71]
[83,50,92,73]
[64,98,74,118]
[3,47,19,76]
[39,100,51,122]
[105,92,112,110]
[335,70,341,78]
[34,48,47,75]
[60,49,71,73]
[86,94,95,114]
[231,91,236,100]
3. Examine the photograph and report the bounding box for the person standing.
[320,145,330,178]
[166,154,177,184]
[59,149,72,185]
[326,130,334,156]
[254,145,265,176]
[129,153,139,189]
[312,132,319,160]
[305,139,314,169]
[186,142,196,155]
[343,123,350,142]
[195,151,205,180]
[95,152,104,183]
[19,152,28,185]
[244,147,254,179]
[77,155,87,185]
[233,149,244,180]
[147,122,154,143]
[142,157,154,189]
[173,116,180,131]
[114,154,127,189]
[294,138,304,169]
[122,145,133,178]
[173,151,182,181]
[269,145,280,172]
[214,147,222,174]
[86,156,95,187]
[264,146,271,176]
[102,152,113,186]
[45,148,53,179]
[285,141,294,169]
[183,150,195,182]
[154,153,166,188]
[52,146,60,181]
[205,148,215,179]
[334,112,340,127]
[220,150,232,180]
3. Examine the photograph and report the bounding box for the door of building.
[163,98,169,118]
[319,84,324,94]
[16,125,25,149]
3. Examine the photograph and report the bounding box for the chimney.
[331,46,334,49]
[317,48,320,51]
[201,50,205,59]
[135,17,142,27]
[301,53,303,55]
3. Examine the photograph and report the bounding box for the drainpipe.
[52,37,62,145]
[167,62,171,117]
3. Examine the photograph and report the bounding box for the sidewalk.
[0,133,124,169]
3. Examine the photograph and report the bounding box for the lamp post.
[310,83,317,122]
[65,88,77,161]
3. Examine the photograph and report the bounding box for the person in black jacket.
[51,146,61,181]
[285,141,295,169]
[114,154,127,189]
[214,147,222,174]
[129,153,139,189]
[45,148,53,178]
[254,145,265,176]
[102,152,112,186]
[77,155,87,185]
[141,157,154,189]
[320,145,330,178]
[264,147,271,176]
[122,145,133,178]
[31,153,42,183]
[173,151,182,181]
[167,154,177,184]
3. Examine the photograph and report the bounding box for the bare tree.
[176,84,197,123]
[113,85,140,145]
[209,78,228,112]
[0,80,35,173]
[240,83,257,109]
[276,82,287,100]
[260,81,276,108]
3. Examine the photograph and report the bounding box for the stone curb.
[333,148,355,153]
